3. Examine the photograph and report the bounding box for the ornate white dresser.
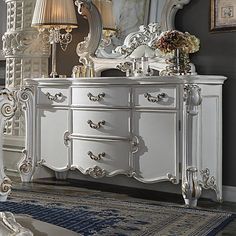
[6,74,224,206]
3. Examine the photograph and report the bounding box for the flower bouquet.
[153,30,200,75]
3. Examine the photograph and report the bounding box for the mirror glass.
[92,0,151,58]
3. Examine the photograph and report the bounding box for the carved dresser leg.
[182,167,202,207]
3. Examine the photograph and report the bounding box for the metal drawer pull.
[87,120,105,129]
[87,151,105,161]
[45,92,63,101]
[144,92,167,103]
[87,92,105,101]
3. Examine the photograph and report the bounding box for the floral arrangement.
[154,30,200,55]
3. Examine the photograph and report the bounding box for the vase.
[164,48,191,76]
[182,167,202,207]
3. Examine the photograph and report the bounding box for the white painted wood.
[72,109,131,138]
[37,109,69,170]
[133,111,179,183]
[37,87,69,106]
[134,86,177,109]
[71,87,130,107]
[19,75,226,204]
[72,139,130,176]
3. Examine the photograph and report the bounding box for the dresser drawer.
[72,139,130,177]
[73,110,130,138]
[72,87,130,107]
[134,86,177,109]
[37,87,69,106]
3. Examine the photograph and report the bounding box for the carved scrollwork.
[115,23,162,58]
[18,150,33,175]
[1,177,12,193]
[199,168,218,193]
[0,89,17,119]
[167,173,178,184]
[86,166,106,178]
[2,31,49,57]
[18,88,34,103]
[184,84,202,115]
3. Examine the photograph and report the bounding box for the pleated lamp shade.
[32,0,78,29]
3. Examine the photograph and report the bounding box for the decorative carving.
[86,166,106,178]
[63,131,71,147]
[199,168,221,201]
[182,167,202,207]
[167,173,178,184]
[131,136,139,154]
[0,89,17,119]
[18,149,33,175]
[184,84,202,115]
[87,120,105,129]
[1,177,12,193]
[115,23,161,58]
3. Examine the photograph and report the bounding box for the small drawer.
[73,110,130,138]
[72,87,130,107]
[134,86,177,109]
[72,139,130,176]
[37,87,69,106]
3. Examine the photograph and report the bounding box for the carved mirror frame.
[75,0,191,74]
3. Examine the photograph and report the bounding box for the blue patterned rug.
[0,188,233,236]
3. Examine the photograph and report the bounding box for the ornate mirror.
[74,0,191,75]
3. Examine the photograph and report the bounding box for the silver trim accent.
[87,92,105,101]
[144,92,167,103]
[45,92,63,101]
[85,165,106,178]
[87,151,105,161]
[199,168,221,201]
[87,119,105,129]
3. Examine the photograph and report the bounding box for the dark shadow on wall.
[176,0,236,187]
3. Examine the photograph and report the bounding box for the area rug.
[0,188,233,236]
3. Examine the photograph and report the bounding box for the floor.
[10,176,236,235]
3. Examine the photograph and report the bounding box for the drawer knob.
[45,92,63,102]
[144,92,167,103]
[87,151,105,161]
[87,92,105,101]
[87,120,105,129]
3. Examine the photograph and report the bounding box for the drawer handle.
[87,151,105,161]
[87,120,105,129]
[144,92,167,103]
[45,92,63,101]
[87,92,105,101]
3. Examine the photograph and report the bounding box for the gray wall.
[175,0,236,187]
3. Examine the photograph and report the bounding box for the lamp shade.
[32,0,78,29]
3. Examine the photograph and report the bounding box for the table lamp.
[32,0,78,78]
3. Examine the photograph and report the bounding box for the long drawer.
[73,109,131,138]
[72,139,131,177]
[71,87,130,107]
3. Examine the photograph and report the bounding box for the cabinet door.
[133,111,179,183]
[37,108,69,170]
